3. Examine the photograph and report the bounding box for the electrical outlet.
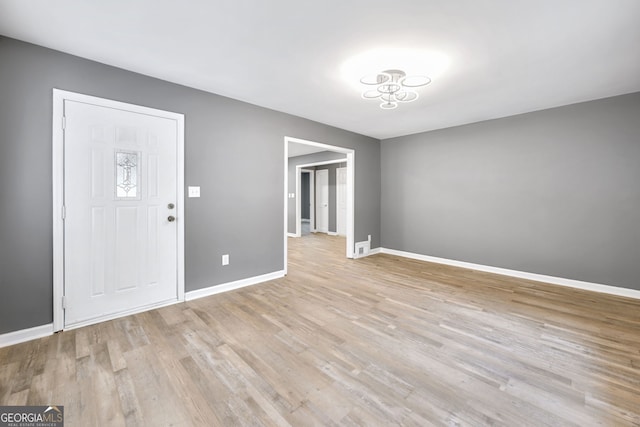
[222,254,229,266]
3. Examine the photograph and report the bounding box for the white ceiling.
[1,0,639,140]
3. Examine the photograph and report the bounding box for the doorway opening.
[284,137,355,274]
[294,160,347,237]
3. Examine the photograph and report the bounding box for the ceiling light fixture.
[360,69,431,110]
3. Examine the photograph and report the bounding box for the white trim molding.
[185,270,285,301]
[380,248,640,300]
[0,324,54,348]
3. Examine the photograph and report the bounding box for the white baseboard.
[328,231,338,236]
[186,270,285,301]
[287,233,297,238]
[0,323,53,348]
[379,248,640,300]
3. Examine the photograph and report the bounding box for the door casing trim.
[52,89,185,331]
[314,168,330,233]
[336,166,347,236]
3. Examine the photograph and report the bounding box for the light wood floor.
[1,234,639,426]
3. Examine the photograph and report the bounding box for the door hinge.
[62,116,66,130]
[62,296,67,309]
[61,205,66,220]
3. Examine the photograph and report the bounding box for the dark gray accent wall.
[381,92,640,291]
[301,173,310,219]
[0,37,380,334]
[287,151,346,234]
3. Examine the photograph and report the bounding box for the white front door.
[315,169,329,233]
[336,167,347,236]
[63,100,179,327]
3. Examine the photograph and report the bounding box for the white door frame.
[284,136,355,274]
[314,169,330,233]
[52,89,185,331]
[296,168,315,236]
[336,166,347,236]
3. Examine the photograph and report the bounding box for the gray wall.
[0,37,380,334]
[301,173,310,219]
[381,92,640,291]
[287,151,346,234]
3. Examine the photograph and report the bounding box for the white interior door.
[336,167,347,236]
[63,100,179,327]
[315,169,329,233]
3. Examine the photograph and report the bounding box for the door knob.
[168,203,175,209]
[168,216,176,222]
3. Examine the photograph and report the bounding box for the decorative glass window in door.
[115,151,140,199]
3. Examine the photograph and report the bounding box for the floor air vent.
[354,241,370,258]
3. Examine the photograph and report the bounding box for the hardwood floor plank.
[217,343,292,427]
[113,368,145,427]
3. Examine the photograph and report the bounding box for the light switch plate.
[188,186,200,198]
